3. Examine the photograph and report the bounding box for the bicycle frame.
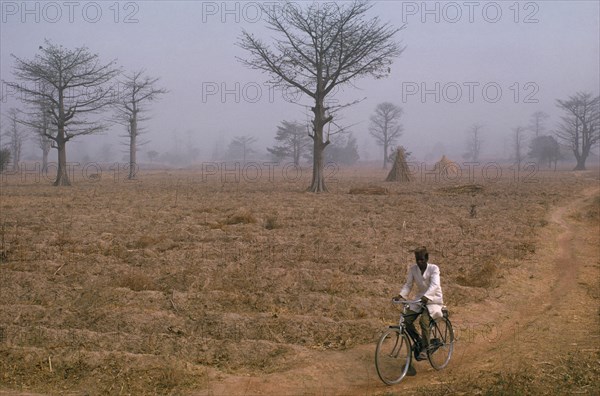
[394,299,453,359]
[393,299,424,345]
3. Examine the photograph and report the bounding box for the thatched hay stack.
[434,155,459,177]
[386,147,412,182]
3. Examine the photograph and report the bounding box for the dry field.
[0,163,598,395]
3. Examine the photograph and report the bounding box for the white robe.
[400,263,444,319]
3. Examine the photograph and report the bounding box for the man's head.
[414,246,429,271]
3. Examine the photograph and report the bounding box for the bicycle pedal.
[415,353,428,361]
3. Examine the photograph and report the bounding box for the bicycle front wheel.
[427,317,454,370]
[375,327,412,385]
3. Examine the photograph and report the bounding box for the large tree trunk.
[577,143,593,171]
[54,93,70,186]
[41,121,50,172]
[382,120,389,170]
[129,116,137,180]
[54,135,70,186]
[571,145,587,170]
[294,148,300,167]
[383,142,388,169]
[573,155,586,170]
[308,138,327,192]
[129,134,137,179]
[11,142,20,172]
[42,146,49,172]
[307,98,329,193]
[11,152,19,172]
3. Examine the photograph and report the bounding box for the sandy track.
[196,186,600,395]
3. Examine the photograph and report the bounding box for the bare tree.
[512,126,527,170]
[147,150,159,163]
[529,111,549,137]
[325,133,360,165]
[6,40,120,185]
[555,92,599,170]
[369,102,403,169]
[114,69,167,179]
[529,135,560,170]
[463,123,484,162]
[228,135,257,163]
[12,99,54,171]
[24,102,54,171]
[3,109,25,171]
[238,1,404,192]
[37,135,52,171]
[267,120,311,166]
[0,148,10,173]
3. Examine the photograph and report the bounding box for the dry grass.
[348,186,389,195]
[0,165,597,394]
[414,351,600,396]
[119,271,160,291]
[225,210,257,225]
[438,183,485,194]
[570,193,600,223]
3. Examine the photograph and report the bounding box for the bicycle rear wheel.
[375,327,412,385]
[427,317,454,370]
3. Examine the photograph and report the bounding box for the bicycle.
[375,298,455,385]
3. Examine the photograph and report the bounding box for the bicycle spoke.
[389,335,404,358]
[375,329,412,385]
[427,318,454,370]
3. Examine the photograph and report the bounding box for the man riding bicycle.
[394,246,444,362]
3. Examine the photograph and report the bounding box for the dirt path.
[196,186,600,395]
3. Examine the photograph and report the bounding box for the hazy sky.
[1,1,599,163]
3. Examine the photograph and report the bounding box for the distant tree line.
[456,91,598,171]
[5,39,166,184]
[2,1,598,187]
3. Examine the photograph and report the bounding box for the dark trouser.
[404,308,431,349]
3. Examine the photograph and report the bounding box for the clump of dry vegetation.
[438,183,485,194]
[225,209,257,225]
[119,271,160,291]
[264,214,279,230]
[0,166,596,394]
[348,186,388,195]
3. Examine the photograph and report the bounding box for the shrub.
[0,149,10,172]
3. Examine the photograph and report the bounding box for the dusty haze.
[1,1,599,164]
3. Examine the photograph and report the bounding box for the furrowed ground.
[0,164,598,395]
